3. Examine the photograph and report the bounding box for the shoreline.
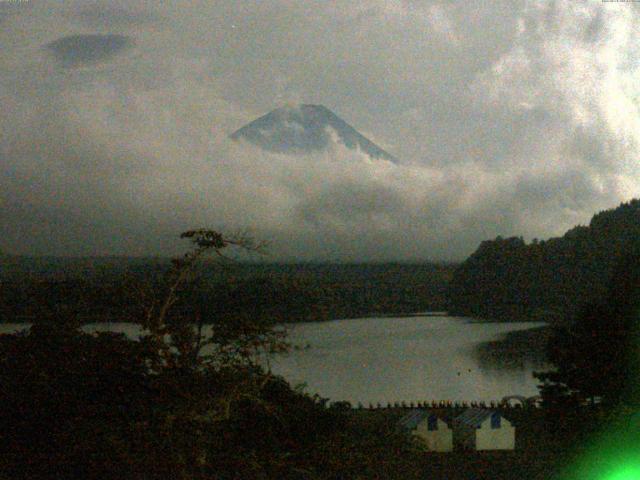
[1,311,553,327]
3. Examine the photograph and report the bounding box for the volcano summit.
[230,104,397,162]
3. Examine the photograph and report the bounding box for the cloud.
[45,34,134,67]
[73,3,157,28]
[1,0,640,260]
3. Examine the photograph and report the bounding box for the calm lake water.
[0,316,547,404]
[269,316,548,404]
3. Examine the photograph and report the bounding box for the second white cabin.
[453,409,515,451]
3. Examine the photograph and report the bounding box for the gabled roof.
[398,410,426,430]
[398,410,450,430]
[454,409,497,428]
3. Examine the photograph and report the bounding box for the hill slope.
[446,199,640,323]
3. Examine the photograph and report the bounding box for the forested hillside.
[0,261,454,324]
[447,199,640,323]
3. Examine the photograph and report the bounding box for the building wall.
[414,418,453,452]
[475,418,515,450]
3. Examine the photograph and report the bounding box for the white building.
[398,410,453,452]
[453,409,515,451]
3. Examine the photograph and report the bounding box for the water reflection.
[473,326,551,372]
[269,316,547,403]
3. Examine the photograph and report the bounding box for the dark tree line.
[447,199,640,323]
[534,253,640,409]
[1,261,454,325]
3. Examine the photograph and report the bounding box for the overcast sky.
[1,0,639,261]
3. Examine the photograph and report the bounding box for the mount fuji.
[230,104,397,163]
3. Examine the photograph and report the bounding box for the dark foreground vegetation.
[447,199,640,323]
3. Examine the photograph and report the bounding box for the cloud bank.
[1,0,639,261]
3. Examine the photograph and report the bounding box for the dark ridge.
[447,198,640,324]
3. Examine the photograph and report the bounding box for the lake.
[0,316,548,404]
[269,316,548,404]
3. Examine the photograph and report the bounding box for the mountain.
[230,104,398,162]
[446,199,640,324]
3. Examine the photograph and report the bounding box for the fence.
[330,398,542,410]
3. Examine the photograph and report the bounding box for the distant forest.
[447,199,640,323]
[0,260,455,324]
